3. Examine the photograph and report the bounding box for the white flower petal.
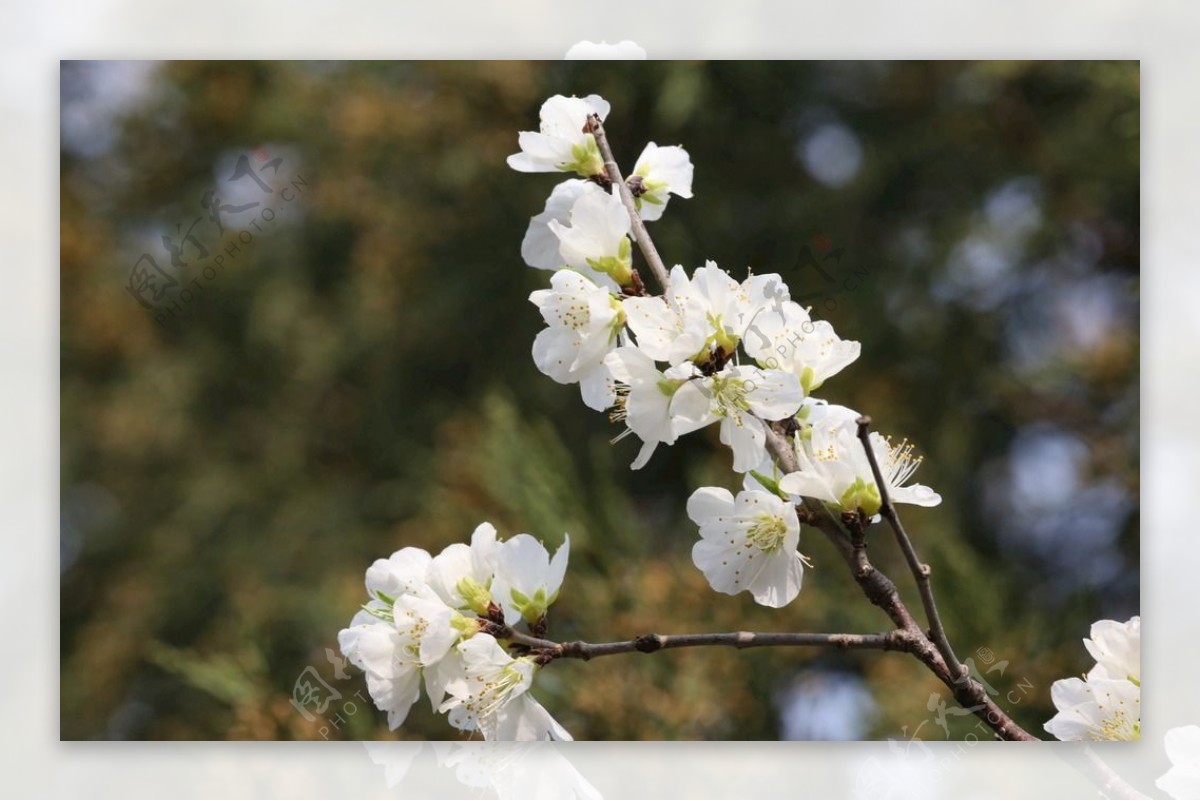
[365,547,432,601]
[531,327,581,384]
[720,413,767,473]
[889,484,942,507]
[686,486,735,524]
[778,470,837,505]
[748,551,805,608]
[1084,617,1140,683]
[577,363,616,411]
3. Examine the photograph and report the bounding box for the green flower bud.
[456,576,493,616]
[839,476,882,517]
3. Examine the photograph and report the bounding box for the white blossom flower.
[439,633,572,741]
[778,402,941,515]
[673,364,805,473]
[427,522,500,615]
[529,271,624,411]
[619,290,707,366]
[1044,615,1141,742]
[688,487,806,607]
[338,591,465,730]
[547,187,634,288]
[603,345,709,469]
[1044,676,1140,741]
[507,94,611,177]
[1084,616,1140,684]
[742,298,861,393]
[629,142,693,222]
[490,534,570,625]
[623,262,781,367]
[1158,726,1200,799]
[520,179,606,275]
[365,546,433,607]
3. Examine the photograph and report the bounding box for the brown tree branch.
[585,114,672,293]
[504,627,906,661]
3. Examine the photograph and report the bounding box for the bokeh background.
[59,61,1139,741]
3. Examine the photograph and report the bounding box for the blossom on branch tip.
[629,142,694,222]
[688,487,806,607]
[507,94,611,177]
[778,401,941,515]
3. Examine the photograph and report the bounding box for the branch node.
[634,633,664,653]
[561,641,591,661]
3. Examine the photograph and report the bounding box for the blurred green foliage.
[60,61,1138,741]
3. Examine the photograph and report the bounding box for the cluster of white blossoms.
[339,92,1139,744]
[512,94,940,610]
[1044,616,1140,741]
[338,523,572,741]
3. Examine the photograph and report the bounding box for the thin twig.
[504,627,905,661]
[853,416,966,682]
[586,114,672,292]
[763,422,1038,740]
